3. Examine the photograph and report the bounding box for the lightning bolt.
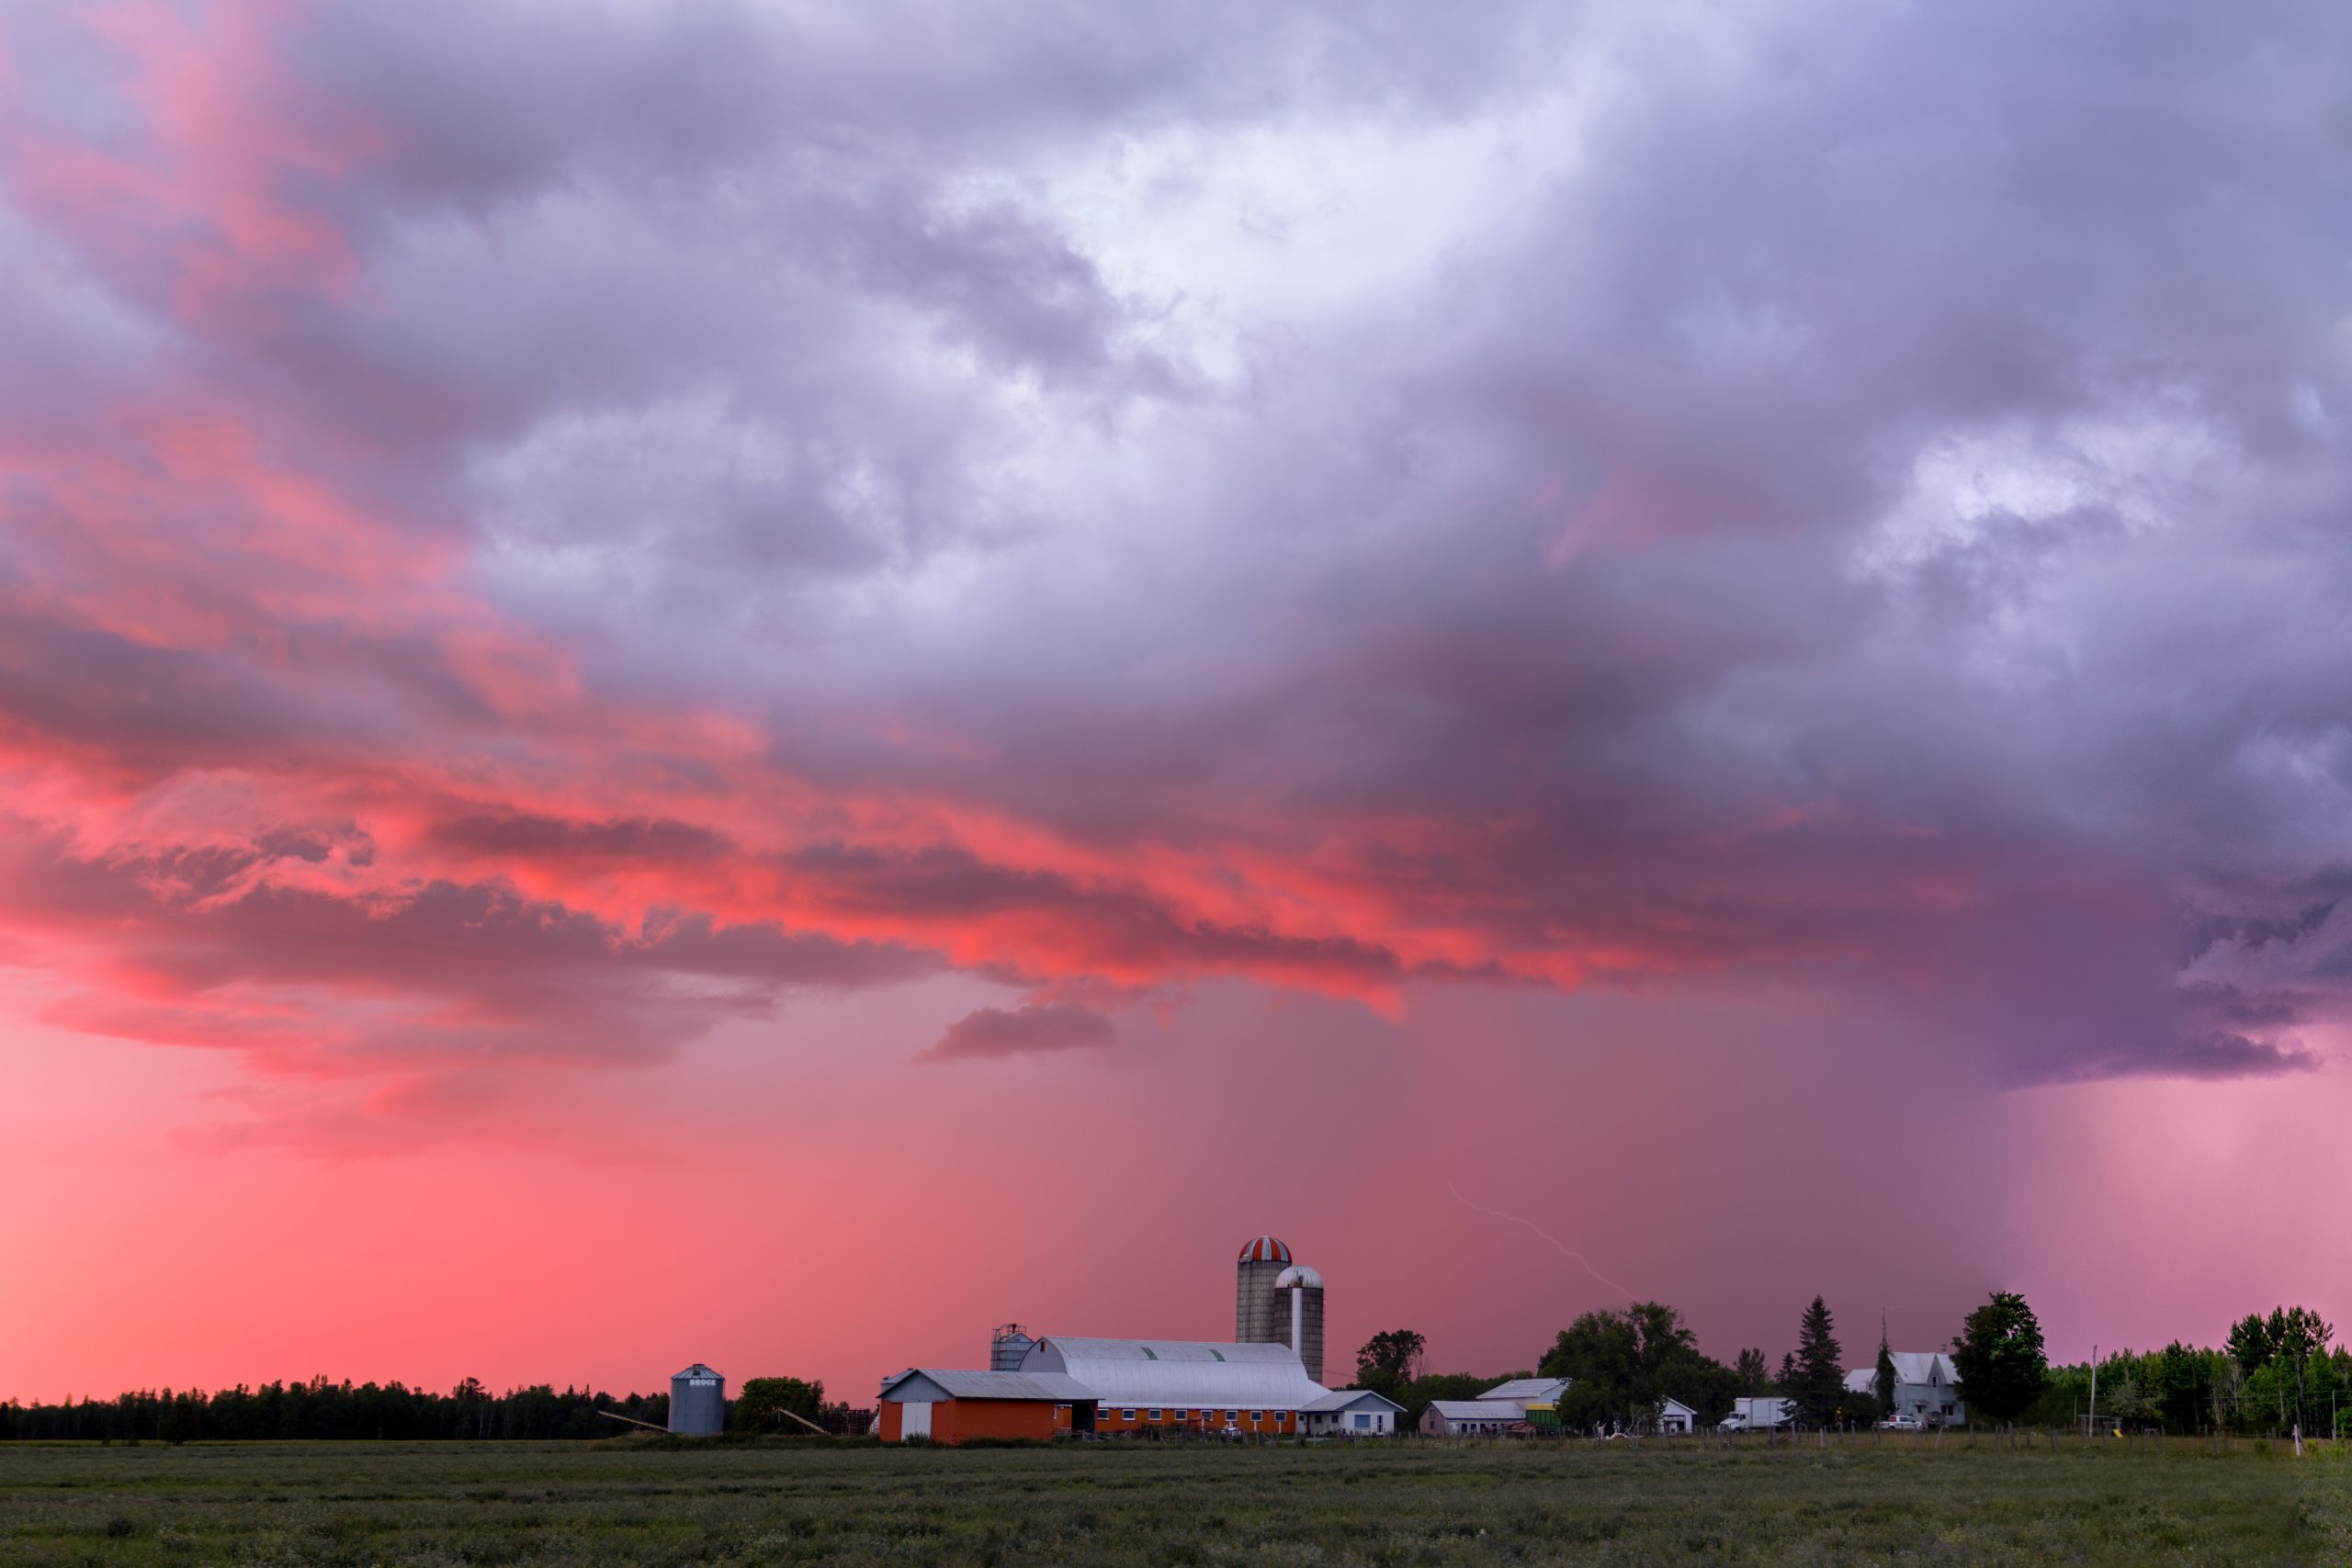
[1447,1180,1639,1301]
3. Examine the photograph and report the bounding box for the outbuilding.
[876,1368,1099,1445]
[1421,1399,1528,1437]
[1301,1388,1405,1438]
[1479,1378,1571,1409]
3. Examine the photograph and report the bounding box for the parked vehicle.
[1875,1412,1924,1431]
[1720,1397,1796,1432]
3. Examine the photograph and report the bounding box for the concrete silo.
[1274,1264,1326,1383]
[1235,1235,1293,1349]
[989,1323,1035,1372]
[670,1363,726,1436]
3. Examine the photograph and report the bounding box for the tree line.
[1351,1292,2347,1437]
[0,1374,868,1443]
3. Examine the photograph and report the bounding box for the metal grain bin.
[989,1324,1035,1372]
[670,1363,726,1436]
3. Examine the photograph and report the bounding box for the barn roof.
[1427,1400,1529,1420]
[1480,1378,1571,1405]
[877,1368,1097,1404]
[1021,1337,1329,1407]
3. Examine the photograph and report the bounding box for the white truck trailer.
[1720,1397,1796,1431]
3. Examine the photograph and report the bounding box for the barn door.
[901,1403,932,1440]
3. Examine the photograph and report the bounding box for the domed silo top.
[1238,1235,1291,1264]
[1274,1264,1323,1289]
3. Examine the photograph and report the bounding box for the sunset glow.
[4,1,2347,1406]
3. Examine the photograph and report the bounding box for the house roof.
[1427,1400,1529,1421]
[1302,1388,1407,1415]
[1020,1337,1329,1408]
[878,1368,1098,1404]
[1479,1378,1571,1405]
[1658,1397,1696,1417]
[1846,1354,1962,1391]
[1890,1352,1960,1386]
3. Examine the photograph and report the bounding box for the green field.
[4,1435,2347,1566]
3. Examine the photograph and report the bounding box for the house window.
[1122,1409,1136,1422]
[1352,1413,1370,1429]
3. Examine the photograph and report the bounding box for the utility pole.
[2087,1347,2098,1441]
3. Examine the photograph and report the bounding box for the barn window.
[1175,1409,1189,1420]
[1250,1410,1262,1423]
[1226,1409,1238,1420]
[1122,1409,1136,1421]
[1148,1409,1162,1421]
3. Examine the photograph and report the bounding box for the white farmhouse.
[1846,1352,1965,1426]
[1301,1388,1404,1437]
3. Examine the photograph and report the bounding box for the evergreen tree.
[1874,1326,1897,1412]
[1790,1295,1844,1425]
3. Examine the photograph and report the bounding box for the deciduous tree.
[1950,1291,2048,1427]
[1353,1330,1427,1399]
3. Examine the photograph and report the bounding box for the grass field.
[4,1435,2348,1566]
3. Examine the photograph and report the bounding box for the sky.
[4,0,2351,1406]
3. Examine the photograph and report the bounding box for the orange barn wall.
[880,1399,1066,1445]
[884,1398,1296,1444]
[931,1400,1063,1444]
[1092,1406,1295,1435]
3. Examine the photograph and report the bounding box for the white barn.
[1479,1377,1571,1408]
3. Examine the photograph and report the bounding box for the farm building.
[1421,1399,1528,1436]
[876,1369,1098,1445]
[1845,1353,1965,1426]
[1020,1336,1329,1436]
[1479,1377,1570,1409]
[1301,1388,1406,1437]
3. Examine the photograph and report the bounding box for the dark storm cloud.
[2,0,2348,1092]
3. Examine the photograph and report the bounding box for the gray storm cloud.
[0,0,2347,1101]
